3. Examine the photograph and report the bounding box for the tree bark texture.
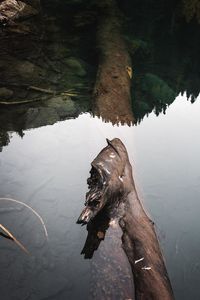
[78,138,174,300]
[93,0,134,125]
[121,190,174,300]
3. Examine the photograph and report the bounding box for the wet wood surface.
[78,138,174,300]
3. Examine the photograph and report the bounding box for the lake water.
[0,94,200,299]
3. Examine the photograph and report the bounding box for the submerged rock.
[16,60,46,81]
[46,43,70,59]
[142,73,176,104]
[0,87,13,99]
[25,107,59,128]
[0,57,46,82]
[25,96,78,128]
[47,96,78,118]
[64,57,87,77]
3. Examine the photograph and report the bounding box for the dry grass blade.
[0,224,29,254]
[0,198,48,239]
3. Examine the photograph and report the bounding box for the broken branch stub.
[77,138,131,224]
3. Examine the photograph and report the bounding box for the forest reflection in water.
[0,95,200,299]
[1,0,200,143]
[1,1,200,299]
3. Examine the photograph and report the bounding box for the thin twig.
[0,198,48,239]
[0,98,44,105]
[28,86,55,94]
[0,224,29,254]
[0,88,80,105]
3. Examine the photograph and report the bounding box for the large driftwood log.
[77,138,174,300]
[93,0,134,125]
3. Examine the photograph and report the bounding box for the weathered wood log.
[119,160,174,300]
[92,0,134,125]
[77,138,174,300]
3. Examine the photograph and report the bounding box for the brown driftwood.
[119,160,174,300]
[0,0,38,24]
[77,138,174,300]
[92,0,134,125]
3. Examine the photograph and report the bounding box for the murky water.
[0,94,200,299]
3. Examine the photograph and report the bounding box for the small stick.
[0,98,44,105]
[28,86,55,94]
[0,224,29,254]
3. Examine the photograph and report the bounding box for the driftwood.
[0,0,38,25]
[77,138,174,300]
[92,0,134,125]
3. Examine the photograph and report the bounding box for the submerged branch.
[0,89,79,105]
[0,197,48,239]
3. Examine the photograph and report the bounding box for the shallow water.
[0,94,200,299]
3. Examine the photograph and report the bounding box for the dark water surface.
[0,94,200,299]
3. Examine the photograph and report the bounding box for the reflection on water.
[0,112,134,300]
[133,95,200,300]
[0,94,200,299]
